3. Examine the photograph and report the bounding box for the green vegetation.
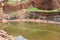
[27,7,60,12]
[8,0,28,4]
[22,0,29,3]
[8,0,17,4]
[0,22,60,40]
[10,11,19,16]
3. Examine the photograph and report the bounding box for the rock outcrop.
[30,0,60,10]
[0,30,16,40]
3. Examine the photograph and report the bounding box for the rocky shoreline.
[0,30,16,40]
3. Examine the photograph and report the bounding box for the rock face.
[30,0,60,10]
[0,30,16,40]
[0,0,59,19]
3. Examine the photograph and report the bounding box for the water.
[0,22,60,40]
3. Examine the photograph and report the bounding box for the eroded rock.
[0,30,16,40]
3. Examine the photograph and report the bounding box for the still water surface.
[0,22,60,40]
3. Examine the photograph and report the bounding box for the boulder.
[0,30,16,40]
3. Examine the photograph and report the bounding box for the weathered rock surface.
[30,0,60,10]
[0,30,16,40]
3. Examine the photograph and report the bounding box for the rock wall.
[30,0,60,10]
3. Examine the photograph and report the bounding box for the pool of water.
[0,22,60,40]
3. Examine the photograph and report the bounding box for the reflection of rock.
[25,12,41,19]
[0,30,16,40]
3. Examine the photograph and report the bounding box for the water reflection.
[0,22,60,40]
[0,23,8,30]
[0,22,28,36]
[0,22,38,39]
